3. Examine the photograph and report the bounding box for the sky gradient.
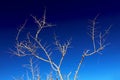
[0,0,120,80]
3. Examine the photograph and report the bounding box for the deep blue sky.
[0,0,120,80]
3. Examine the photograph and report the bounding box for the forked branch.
[74,15,111,80]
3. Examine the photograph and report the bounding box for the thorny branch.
[74,15,111,80]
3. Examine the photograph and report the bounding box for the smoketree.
[12,10,111,80]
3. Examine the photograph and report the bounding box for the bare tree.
[12,10,110,80]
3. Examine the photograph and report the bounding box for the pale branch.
[74,15,110,80]
[99,32,102,48]
[15,37,51,63]
[47,72,54,80]
[58,40,71,68]
[57,68,64,80]
[54,34,71,56]
[42,8,46,26]
[90,16,97,51]
[54,37,71,80]
[98,25,111,48]
[31,10,54,39]
[85,47,103,57]
[32,53,50,63]
[18,38,58,72]
[23,58,41,80]
[27,32,31,43]
[26,71,30,80]
[12,75,24,80]
[14,41,36,57]
[88,14,99,51]
[101,25,112,39]
[67,72,71,80]
[30,58,35,80]
[74,48,102,80]
[59,56,64,68]
[54,34,71,68]
[16,20,27,41]
[31,15,43,39]
[74,50,88,80]
[32,37,58,71]
[36,68,41,80]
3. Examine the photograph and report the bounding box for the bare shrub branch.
[23,58,41,80]
[74,15,111,80]
[12,10,110,80]
[16,20,27,41]
[13,10,71,80]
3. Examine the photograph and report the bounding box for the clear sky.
[0,0,120,80]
